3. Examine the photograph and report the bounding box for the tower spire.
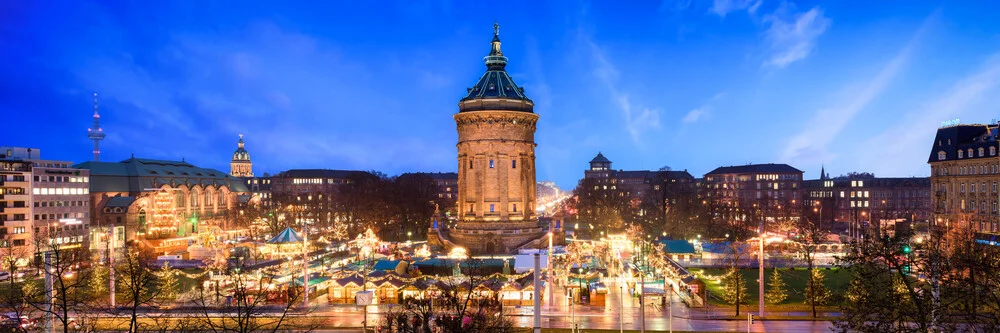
[87,92,107,162]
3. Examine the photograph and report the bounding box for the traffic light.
[902,244,911,254]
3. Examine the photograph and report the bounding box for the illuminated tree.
[721,267,749,307]
[156,262,180,302]
[765,268,788,305]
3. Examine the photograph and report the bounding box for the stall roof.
[513,254,547,273]
[659,240,697,254]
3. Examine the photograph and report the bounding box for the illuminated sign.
[940,119,961,127]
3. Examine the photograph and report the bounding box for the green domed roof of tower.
[461,22,531,104]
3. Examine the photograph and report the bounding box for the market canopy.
[268,227,304,244]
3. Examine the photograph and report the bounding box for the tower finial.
[93,93,99,115]
[494,21,499,37]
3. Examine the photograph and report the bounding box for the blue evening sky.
[3,1,1000,189]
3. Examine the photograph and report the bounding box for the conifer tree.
[765,268,788,304]
[805,268,831,307]
[88,265,109,299]
[721,267,749,306]
[156,262,180,302]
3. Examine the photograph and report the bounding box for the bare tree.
[28,236,97,333]
[191,249,316,333]
[113,244,161,333]
[0,234,37,333]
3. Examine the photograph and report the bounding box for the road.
[298,282,835,332]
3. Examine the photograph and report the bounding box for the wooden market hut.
[328,274,365,304]
[500,281,523,306]
[375,276,407,304]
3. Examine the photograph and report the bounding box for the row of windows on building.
[34,212,87,221]
[0,188,25,195]
[2,175,25,182]
[32,175,88,183]
[952,181,1000,194]
[31,187,90,195]
[248,178,271,185]
[470,159,523,169]
[31,162,72,168]
[712,182,799,190]
[290,178,349,185]
[959,199,999,214]
[175,191,227,208]
[467,203,521,213]
[33,200,87,208]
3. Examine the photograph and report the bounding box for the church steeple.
[820,164,826,180]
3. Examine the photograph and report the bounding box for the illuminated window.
[959,150,964,158]
[489,160,494,168]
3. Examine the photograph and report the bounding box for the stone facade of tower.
[443,24,547,254]
[230,134,254,177]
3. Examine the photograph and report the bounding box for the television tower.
[87,93,106,161]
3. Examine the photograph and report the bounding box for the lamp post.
[547,231,554,310]
[758,205,765,319]
[303,221,308,307]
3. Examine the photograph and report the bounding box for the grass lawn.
[690,267,852,308]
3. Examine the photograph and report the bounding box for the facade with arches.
[77,158,249,253]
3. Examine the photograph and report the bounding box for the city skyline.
[5,1,1000,189]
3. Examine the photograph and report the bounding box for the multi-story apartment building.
[270,169,368,224]
[802,172,930,233]
[928,121,1000,234]
[1,147,91,266]
[703,163,803,220]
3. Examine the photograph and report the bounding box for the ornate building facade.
[440,24,550,254]
[928,121,1000,235]
[77,158,249,254]
[230,134,253,178]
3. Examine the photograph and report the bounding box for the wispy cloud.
[709,0,762,17]
[762,5,831,67]
[681,93,724,124]
[781,15,931,166]
[584,34,662,144]
[859,54,1000,176]
[682,107,706,123]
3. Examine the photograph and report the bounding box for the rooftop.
[705,163,803,176]
[460,23,532,106]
